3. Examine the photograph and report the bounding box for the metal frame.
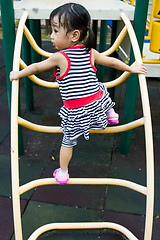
[11,11,154,240]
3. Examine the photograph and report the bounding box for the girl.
[10,3,147,184]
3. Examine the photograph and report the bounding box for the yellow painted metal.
[18,116,144,134]
[23,25,52,58]
[11,11,29,240]
[103,70,131,88]
[21,56,132,89]
[143,59,160,64]
[122,0,135,7]
[102,26,128,56]
[153,0,160,18]
[149,20,160,53]
[145,0,156,41]
[120,12,154,240]
[130,0,135,6]
[11,10,154,240]
[19,178,147,196]
[21,25,131,89]
[20,59,59,88]
[28,222,138,240]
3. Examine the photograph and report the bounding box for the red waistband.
[63,89,103,109]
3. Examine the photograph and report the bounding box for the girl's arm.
[10,52,63,81]
[92,49,147,74]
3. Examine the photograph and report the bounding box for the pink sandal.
[53,168,69,185]
[106,110,119,125]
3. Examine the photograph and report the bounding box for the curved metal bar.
[104,70,131,88]
[23,25,52,58]
[18,116,144,134]
[19,177,147,196]
[20,57,131,88]
[120,12,154,240]
[24,21,127,59]
[11,11,29,240]
[28,222,138,240]
[20,58,59,88]
[143,59,160,64]
[102,26,128,56]
[22,24,131,88]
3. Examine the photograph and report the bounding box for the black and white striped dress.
[54,45,115,141]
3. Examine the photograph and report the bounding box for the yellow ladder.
[11,11,154,240]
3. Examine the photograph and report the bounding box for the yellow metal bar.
[145,0,156,41]
[120,12,142,63]
[18,116,144,134]
[28,222,138,240]
[130,0,135,6]
[143,59,160,64]
[11,11,29,240]
[122,0,135,6]
[20,59,59,88]
[120,12,154,240]
[145,36,150,41]
[21,57,131,89]
[21,26,130,89]
[20,57,132,89]
[104,69,131,88]
[101,26,127,56]
[23,25,52,58]
[19,177,147,196]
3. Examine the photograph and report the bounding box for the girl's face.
[50,16,73,50]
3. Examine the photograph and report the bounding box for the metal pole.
[107,20,118,100]
[29,19,42,64]
[22,20,34,111]
[0,0,24,155]
[119,0,149,154]
[97,20,108,82]
[92,20,98,49]
[0,0,15,114]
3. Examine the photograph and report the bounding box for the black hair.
[49,3,95,51]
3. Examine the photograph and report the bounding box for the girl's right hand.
[10,71,20,81]
[130,62,147,75]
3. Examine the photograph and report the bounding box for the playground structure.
[10,5,154,240]
[116,0,160,77]
[142,0,160,78]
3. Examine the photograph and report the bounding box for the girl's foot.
[106,109,119,125]
[53,168,69,184]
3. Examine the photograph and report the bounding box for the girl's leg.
[59,145,73,171]
[53,137,77,184]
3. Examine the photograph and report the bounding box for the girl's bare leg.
[59,145,73,171]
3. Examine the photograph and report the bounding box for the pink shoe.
[53,168,69,185]
[106,111,119,125]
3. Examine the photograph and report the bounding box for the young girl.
[10,3,147,184]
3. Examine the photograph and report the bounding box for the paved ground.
[0,39,160,240]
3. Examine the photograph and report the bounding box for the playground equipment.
[121,1,160,85]
[11,9,154,240]
[149,0,160,54]
[142,0,160,76]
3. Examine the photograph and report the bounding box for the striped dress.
[54,45,115,140]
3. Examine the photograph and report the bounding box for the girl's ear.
[71,29,81,43]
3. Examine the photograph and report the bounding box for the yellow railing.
[123,0,135,6]
[123,0,155,41]
[11,10,154,240]
[123,0,160,65]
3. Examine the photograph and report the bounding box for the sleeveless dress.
[53,45,115,141]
